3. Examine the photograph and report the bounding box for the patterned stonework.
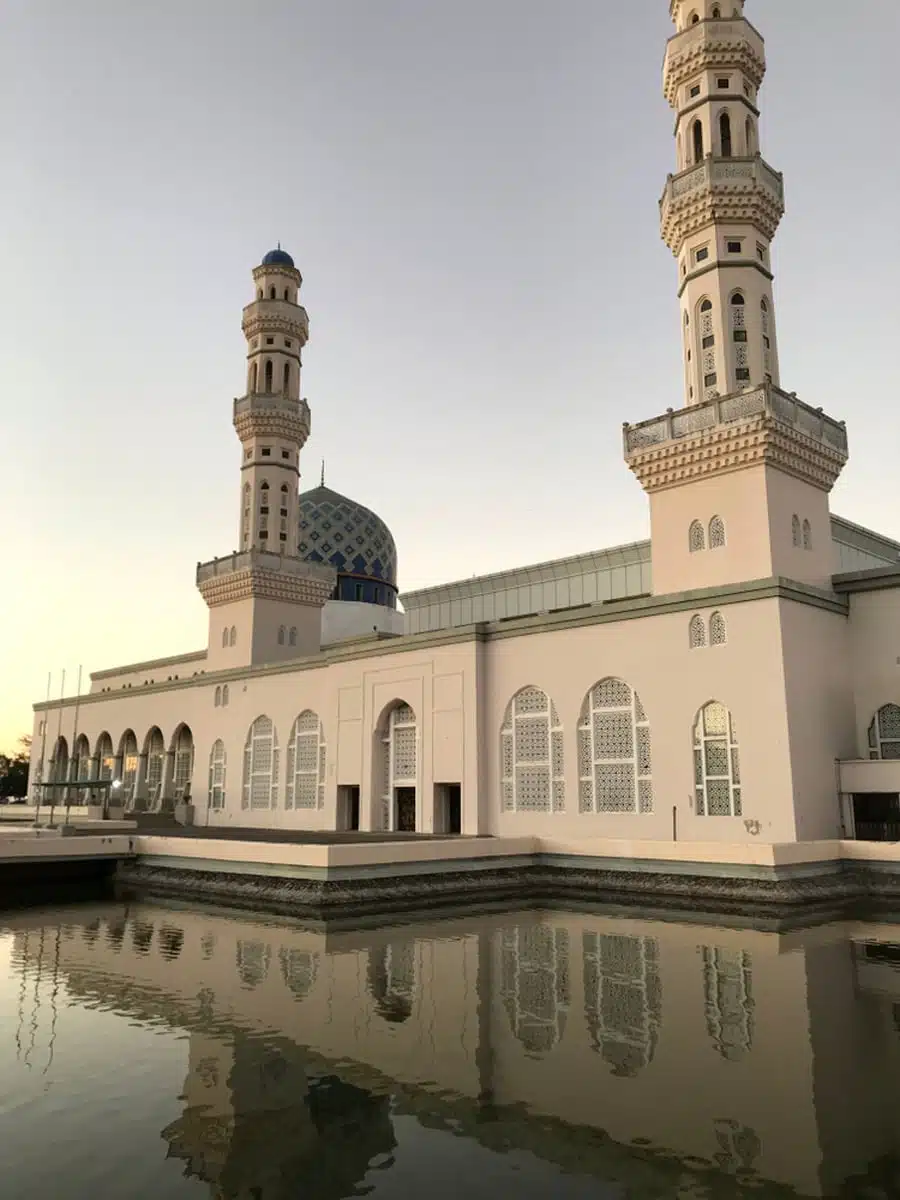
[626,416,848,495]
[232,398,311,445]
[197,562,335,608]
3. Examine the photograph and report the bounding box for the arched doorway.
[171,725,194,801]
[376,704,417,831]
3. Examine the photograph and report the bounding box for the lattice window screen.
[689,614,707,649]
[709,516,726,548]
[500,688,565,813]
[208,739,226,810]
[693,702,741,816]
[577,680,653,815]
[378,705,418,830]
[285,710,324,810]
[242,716,278,810]
[709,612,727,646]
[869,705,900,761]
[689,521,706,553]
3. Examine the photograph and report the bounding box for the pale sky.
[1,0,898,752]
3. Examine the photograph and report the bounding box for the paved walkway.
[136,824,472,845]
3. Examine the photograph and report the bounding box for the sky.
[1,0,898,753]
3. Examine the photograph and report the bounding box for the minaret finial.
[320,459,325,487]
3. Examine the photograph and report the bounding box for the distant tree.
[0,735,31,799]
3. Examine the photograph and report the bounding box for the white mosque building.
[30,0,900,845]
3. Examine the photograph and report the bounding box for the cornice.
[233,410,311,444]
[198,566,334,609]
[251,262,301,283]
[661,172,784,251]
[242,313,309,343]
[34,575,847,714]
[625,415,847,494]
[677,257,774,297]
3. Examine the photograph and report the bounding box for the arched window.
[285,710,326,809]
[264,359,273,392]
[145,727,165,801]
[119,730,138,801]
[501,687,565,813]
[761,298,772,374]
[584,932,662,1076]
[745,117,756,155]
[222,684,229,706]
[690,11,700,23]
[222,627,229,648]
[702,946,754,1060]
[257,288,263,300]
[74,734,91,782]
[802,520,812,550]
[172,726,194,799]
[242,716,279,809]
[51,736,69,784]
[709,515,726,548]
[96,732,114,782]
[689,519,706,552]
[229,625,236,647]
[378,704,417,830]
[692,119,704,164]
[268,286,276,300]
[208,739,226,810]
[719,111,732,157]
[249,361,258,392]
[792,514,802,547]
[868,705,900,760]
[288,626,297,646]
[577,678,652,814]
[693,702,741,816]
[278,625,286,645]
[283,362,290,394]
[500,925,570,1057]
[709,611,727,646]
[690,614,707,648]
[214,686,222,707]
[236,939,270,988]
[712,5,721,17]
[283,287,289,301]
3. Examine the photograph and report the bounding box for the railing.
[196,549,335,585]
[623,382,848,456]
[233,394,310,422]
[660,156,784,212]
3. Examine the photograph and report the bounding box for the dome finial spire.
[320,459,325,487]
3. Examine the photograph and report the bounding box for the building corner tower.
[197,249,335,669]
[624,1,849,598]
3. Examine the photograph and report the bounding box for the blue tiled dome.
[299,485,398,608]
[261,247,295,268]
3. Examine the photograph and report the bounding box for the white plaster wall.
[320,601,406,646]
[845,589,900,753]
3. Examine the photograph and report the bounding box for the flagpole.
[34,673,51,825]
[48,670,66,827]
[66,666,83,826]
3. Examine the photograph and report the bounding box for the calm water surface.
[2,898,900,1198]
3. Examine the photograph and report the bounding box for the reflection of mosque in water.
[8,903,900,1198]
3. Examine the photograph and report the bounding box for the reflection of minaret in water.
[11,925,62,1075]
[162,1030,396,1199]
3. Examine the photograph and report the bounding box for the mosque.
[29,0,900,846]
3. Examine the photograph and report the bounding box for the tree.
[0,735,31,800]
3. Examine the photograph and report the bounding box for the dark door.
[853,793,900,841]
[348,786,360,831]
[396,787,416,832]
[447,785,462,835]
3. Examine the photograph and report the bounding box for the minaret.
[623,3,848,597]
[197,249,334,668]
[237,247,307,552]
[661,0,783,406]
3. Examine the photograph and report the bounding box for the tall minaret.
[236,248,308,553]
[661,0,784,406]
[623,3,848,598]
[196,248,335,669]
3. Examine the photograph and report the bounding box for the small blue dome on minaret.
[261,246,295,268]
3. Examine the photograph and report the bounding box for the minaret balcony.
[232,393,311,443]
[196,549,335,607]
[623,382,848,494]
[664,16,766,103]
[241,298,309,343]
[660,156,784,251]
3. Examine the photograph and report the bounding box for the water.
[2,899,900,1198]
